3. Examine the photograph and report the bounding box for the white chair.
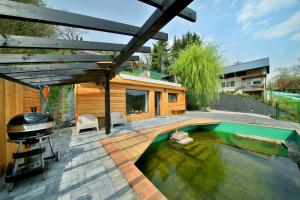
[110,112,127,128]
[77,114,99,134]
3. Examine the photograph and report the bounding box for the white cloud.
[255,10,300,39]
[237,0,297,23]
[236,0,300,40]
[292,31,300,41]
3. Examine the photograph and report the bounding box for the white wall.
[220,76,242,92]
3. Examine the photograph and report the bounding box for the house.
[0,79,41,174]
[221,58,270,100]
[75,72,186,123]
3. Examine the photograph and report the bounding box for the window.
[126,90,148,114]
[225,82,230,87]
[246,78,262,86]
[252,79,262,85]
[168,93,178,102]
[230,81,235,87]
[221,82,225,87]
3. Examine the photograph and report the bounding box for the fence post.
[275,101,279,120]
[298,102,300,123]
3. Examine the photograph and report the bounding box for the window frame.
[168,93,178,103]
[125,89,149,114]
[230,81,235,87]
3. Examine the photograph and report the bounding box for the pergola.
[0,0,196,134]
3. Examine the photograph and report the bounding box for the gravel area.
[211,93,276,116]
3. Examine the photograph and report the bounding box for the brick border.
[101,139,167,200]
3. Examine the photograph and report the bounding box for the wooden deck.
[100,118,220,200]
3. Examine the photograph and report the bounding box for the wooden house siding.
[0,79,41,175]
[75,75,186,122]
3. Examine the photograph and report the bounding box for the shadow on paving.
[0,128,137,200]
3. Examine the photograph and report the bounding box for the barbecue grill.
[5,107,58,191]
[7,109,54,140]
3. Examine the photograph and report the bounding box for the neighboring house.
[75,72,186,123]
[221,58,270,100]
[0,79,41,174]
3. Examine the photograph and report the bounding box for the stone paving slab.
[0,128,137,200]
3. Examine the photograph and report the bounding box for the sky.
[47,0,300,76]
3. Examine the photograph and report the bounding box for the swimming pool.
[135,123,300,200]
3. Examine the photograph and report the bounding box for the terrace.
[1,1,300,200]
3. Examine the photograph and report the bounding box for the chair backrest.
[110,112,127,123]
[78,114,97,124]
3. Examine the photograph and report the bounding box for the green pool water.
[135,130,300,200]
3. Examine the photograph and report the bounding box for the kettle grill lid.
[8,112,54,126]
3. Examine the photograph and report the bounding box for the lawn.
[269,92,300,122]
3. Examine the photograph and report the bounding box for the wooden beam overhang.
[9,69,104,80]
[112,0,193,71]
[0,54,139,64]
[1,62,131,87]
[30,76,106,87]
[22,74,104,84]
[0,0,196,89]
[0,61,132,74]
[138,0,196,22]
[0,0,167,41]
[0,63,104,74]
[0,35,151,53]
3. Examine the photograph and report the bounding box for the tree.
[0,0,57,54]
[151,40,170,72]
[273,61,300,93]
[169,43,223,109]
[58,27,87,41]
[140,53,152,71]
[170,31,202,62]
[58,27,87,54]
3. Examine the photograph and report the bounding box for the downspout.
[38,85,60,136]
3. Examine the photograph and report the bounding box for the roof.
[223,58,270,75]
[149,71,170,79]
[119,73,182,88]
[136,68,169,80]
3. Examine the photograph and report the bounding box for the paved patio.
[0,115,193,200]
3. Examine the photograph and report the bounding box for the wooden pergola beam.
[30,76,105,87]
[0,35,151,53]
[112,0,193,71]
[7,63,132,79]
[0,54,139,64]
[139,0,196,22]
[22,74,104,84]
[9,69,104,79]
[0,73,36,89]
[0,62,131,74]
[0,0,167,40]
[0,63,102,74]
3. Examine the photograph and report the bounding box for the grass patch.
[268,94,300,123]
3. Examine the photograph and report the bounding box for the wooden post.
[275,101,279,120]
[104,72,111,135]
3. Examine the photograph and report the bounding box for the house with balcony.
[221,58,270,100]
